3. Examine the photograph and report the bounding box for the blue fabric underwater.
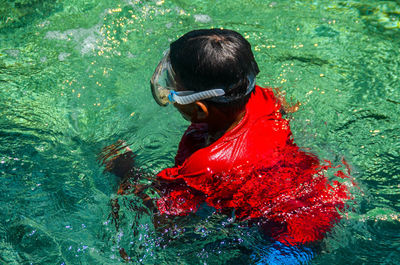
[253,241,314,265]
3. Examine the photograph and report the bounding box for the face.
[171,74,196,122]
[169,70,211,123]
[173,102,197,122]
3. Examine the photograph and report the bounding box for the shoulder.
[254,85,277,99]
[246,85,282,119]
[179,144,228,175]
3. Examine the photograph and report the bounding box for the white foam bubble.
[194,14,212,23]
[45,31,69,40]
[45,23,102,56]
[126,52,135,58]
[4,49,20,57]
[58,52,70,61]
[81,35,97,55]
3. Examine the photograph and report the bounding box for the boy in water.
[100,29,350,247]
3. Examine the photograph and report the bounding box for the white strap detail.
[172,89,226,105]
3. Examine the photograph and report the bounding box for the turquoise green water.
[1,0,400,264]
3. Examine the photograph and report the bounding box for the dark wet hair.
[169,28,259,113]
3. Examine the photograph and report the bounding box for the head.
[152,28,259,125]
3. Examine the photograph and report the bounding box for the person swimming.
[99,28,351,251]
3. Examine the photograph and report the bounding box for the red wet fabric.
[156,86,350,245]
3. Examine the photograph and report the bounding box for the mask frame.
[150,50,255,106]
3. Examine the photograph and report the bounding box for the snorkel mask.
[150,50,256,106]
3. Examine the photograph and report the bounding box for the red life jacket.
[156,86,350,245]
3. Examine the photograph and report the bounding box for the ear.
[194,101,209,121]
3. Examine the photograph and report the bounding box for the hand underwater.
[97,140,136,179]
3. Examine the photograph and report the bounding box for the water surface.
[1,0,400,264]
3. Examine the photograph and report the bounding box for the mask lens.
[150,51,176,106]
